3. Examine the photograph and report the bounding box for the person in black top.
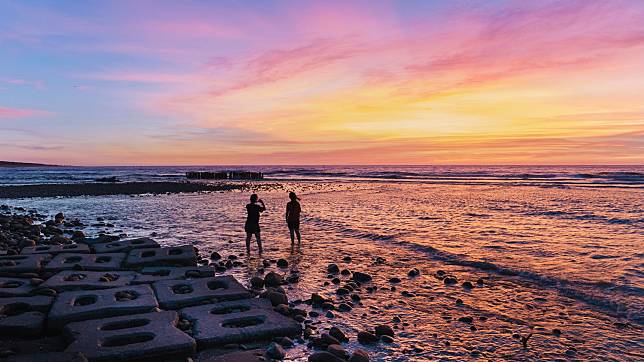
[245,194,265,253]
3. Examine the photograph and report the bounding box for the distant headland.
[0,161,63,167]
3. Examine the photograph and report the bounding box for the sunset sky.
[1,0,643,165]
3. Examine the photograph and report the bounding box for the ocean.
[1,165,642,360]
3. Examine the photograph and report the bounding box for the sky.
[1,0,643,166]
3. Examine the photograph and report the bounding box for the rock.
[210,252,221,260]
[552,328,562,336]
[374,324,394,337]
[325,311,335,318]
[408,268,420,277]
[250,276,265,289]
[311,293,329,305]
[444,276,458,285]
[352,272,372,283]
[327,264,339,274]
[462,281,474,289]
[266,290,288,306]
[381,335,395,343]
[266,342,286,360]
[277,259,288,268]
[342,256,352,263]
[309,351,345,362]
[340,269,351,276]
[458,316,474,324]
[336,287,349,295]
[19,239,36,249]
[348,349,370,362]
[304,327,315,339]
[329,327,348,342]
[357,331,378,344]
[72,230,86,240]
[55,212,65,222]
[327,344,350,359]
[278,336,294,347]
[389,277,401,283]
[264,272,283,287]
[337,303,352,312]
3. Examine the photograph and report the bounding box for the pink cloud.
[0,106,51,119]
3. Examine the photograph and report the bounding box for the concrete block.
[41,270,137,291]
[21,244,89,255]
[0,311,46,337]
[93,237,160,254]
[0,254,50,275]
[64,310,196,362]
[0,295,54,313]
[0,277,35,297]
[199,349,266,362]
[125,245,198,268]
[132,266,215,284]
[153,276,250,309]
[48,284,158,331]
[180,298,301,348]
[0,296,53,338]
[7,352,87,362]
[44,253,126,272]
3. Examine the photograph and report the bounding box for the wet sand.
[0,182,242,198]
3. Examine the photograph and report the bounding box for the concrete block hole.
[73,295,97,306]
[221,316,266,328]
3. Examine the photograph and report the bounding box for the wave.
[309,215,644,325]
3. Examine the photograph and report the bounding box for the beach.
[0,166,642,361]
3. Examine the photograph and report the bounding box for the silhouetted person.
[245,194,265,253]
[286,192,301,245]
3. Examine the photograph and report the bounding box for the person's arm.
[258,199,266,212]
[285,203,290,222]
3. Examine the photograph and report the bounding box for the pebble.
[327,344,350,359]
[462,281,474,289]
[408,268,420,277]
[266,342,286,359]
[277,258,288,268]
[329,327,348,342]
[375,324,395,337]
[349,349,370,362]
[250,276,265,289]
[327,264,340,274]
[381,335,395,343]
[444,276,458,285]
[389,277,401,283]
[458,316,474,324]
[308,351,345,362]
[266,290,288,306]
[357,331,378,344]
[352,271,372,283]
[264,272,283,287]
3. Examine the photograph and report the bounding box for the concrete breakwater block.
[153,276,250,309]
[0,254,51,275]
[41,270,137,291]
[44,253,126,272]
[64,310,196,362]
[93,237,160,254]
[180,298,302,348]
[7,352,88,362]
[125,245,198,268]
[0,277,36,297]
[132,266,215,284]
[0,296,54,337]
[0,311,46,337]
[21,244,89,255]
[0,295,54,312]
[48,284,158,331]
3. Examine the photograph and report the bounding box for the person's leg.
[289,227,295,245]
[255,232,263,254]
[295,228,301,243]
[245,233,252,253]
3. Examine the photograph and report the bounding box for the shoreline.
[0,182,244,199]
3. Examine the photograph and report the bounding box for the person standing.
[285,192,301,245]
[245,194,265,253]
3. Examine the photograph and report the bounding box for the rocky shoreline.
[0,205,383,361]
[0,182,244,199]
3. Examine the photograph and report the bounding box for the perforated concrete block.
[41,270,137,291]
[125,245,197,268]
[153,276,250,309]
[44,253,126,272]
[93,237,160,254]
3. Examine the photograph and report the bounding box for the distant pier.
[185,171,264,180]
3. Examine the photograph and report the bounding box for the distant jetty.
[0,161,62,167]
[186,170,264,180]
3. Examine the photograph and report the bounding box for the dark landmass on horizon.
[0,182,243,198]
[0,161,63,167]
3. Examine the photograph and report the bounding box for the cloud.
[0,106,51,119]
